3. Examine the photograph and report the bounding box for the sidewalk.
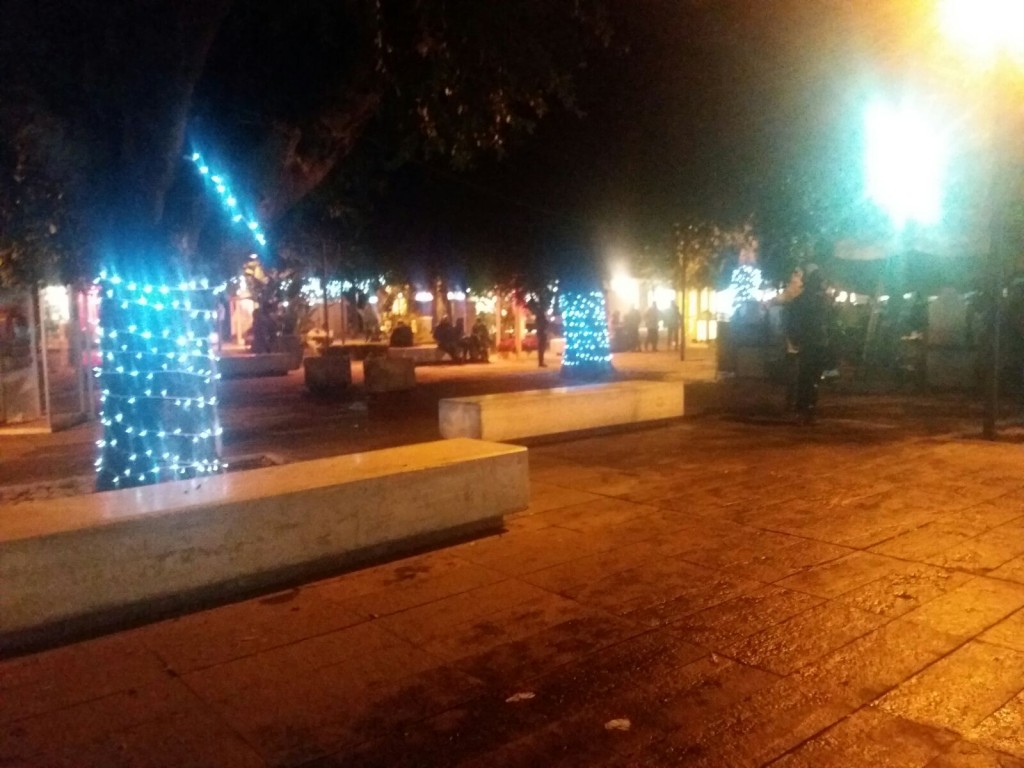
[4,400,1024,765]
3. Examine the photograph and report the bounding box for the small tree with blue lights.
[95,272,224,491]
[560,288,614,380]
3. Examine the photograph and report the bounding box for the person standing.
[625,306,642,351]
[785,266,831,425]
[644,303,661,352]
[533,301,550,368]
[666,300,681,350]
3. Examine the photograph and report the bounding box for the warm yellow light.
[939,0,1024,66]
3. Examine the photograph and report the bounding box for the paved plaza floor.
[4,384,1024,765]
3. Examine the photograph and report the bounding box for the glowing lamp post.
[864,101,948,232]
[937,0,1024,439]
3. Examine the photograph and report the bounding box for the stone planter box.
[365,356,416,393]
[303,353,352,394]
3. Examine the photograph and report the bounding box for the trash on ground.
[505,692,536,703]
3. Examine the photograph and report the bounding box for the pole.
[983,175,1005,439]
[679,245,688,362]
[983,58,1013,440]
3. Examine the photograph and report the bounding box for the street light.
[864,99,949,231]
[937,0,1024,439]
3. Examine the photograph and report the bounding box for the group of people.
[612,301,681,353]
[432,316,491,363]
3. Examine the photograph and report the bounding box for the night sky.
[1,0,949,283]
[352,0,913,277]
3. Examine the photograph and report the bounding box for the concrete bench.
[439,380,684,442]
[0,438,528,652]
[387,345,445,365]
[218,353,291,378]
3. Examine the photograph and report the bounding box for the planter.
[303,353,351,395]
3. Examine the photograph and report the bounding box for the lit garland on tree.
[95,272,224,491]
[560,290,614,379]
[728,264,763,316]
[188,150,268,250]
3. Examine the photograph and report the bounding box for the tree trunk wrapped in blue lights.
[95,274,223,491]
[560,289,614,379]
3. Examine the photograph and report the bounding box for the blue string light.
[187,150,268,251]
[561,290,614,379]
[729,265,763,315]
[95,270,225,491]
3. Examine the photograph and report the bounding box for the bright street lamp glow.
[864,100,949,229]
[939,0,1024,66]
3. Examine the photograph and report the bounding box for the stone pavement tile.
[199,659,485,767]
[521,626,708,714]
[658,475,791,512]
[452,613,646,688]
[989,557,1024,585]
[876,640,1024,734]
[182,620,438,705]
[941,501,1024,534]
[652,675,858,768]
[0,676,203,766]
[670,586,824,652]
[564,555,759,624]
[455,654,779,768]
[334,626,712,768]
[450,525,610,576]
[643,515,749,558]
[672,527,804,572]
[714,538,853,584]
[612,473,716,506]
[836,562,974,619]
[136,587,365,674]
[777,551,909,600]
[872,521,993,561]
[536,496,676,544]
[522,463,644,497]
[970,692,1024,759]
[317,702,542,768]
[311,553,505,620]
[981,608,1024,652]
[520,540,668,595]
[397,586,599,665]
[925,521,1024,575]
[0,633,168,725]
[520,480,606,516]
[828,508,937,550]
[902,577,1024,639]
[925,740,1024,768]
[793,618,963,708]
[723,601,887,676]
[27,708,266,768]
[771,707,957,767]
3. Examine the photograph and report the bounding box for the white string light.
[95,271,225,490]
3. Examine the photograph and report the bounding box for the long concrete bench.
[0,438,528,652]
[218,352,291,378]
[439,380,684,442]
[387,345,445,365]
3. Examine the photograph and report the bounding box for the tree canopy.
[0,0,611,284]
